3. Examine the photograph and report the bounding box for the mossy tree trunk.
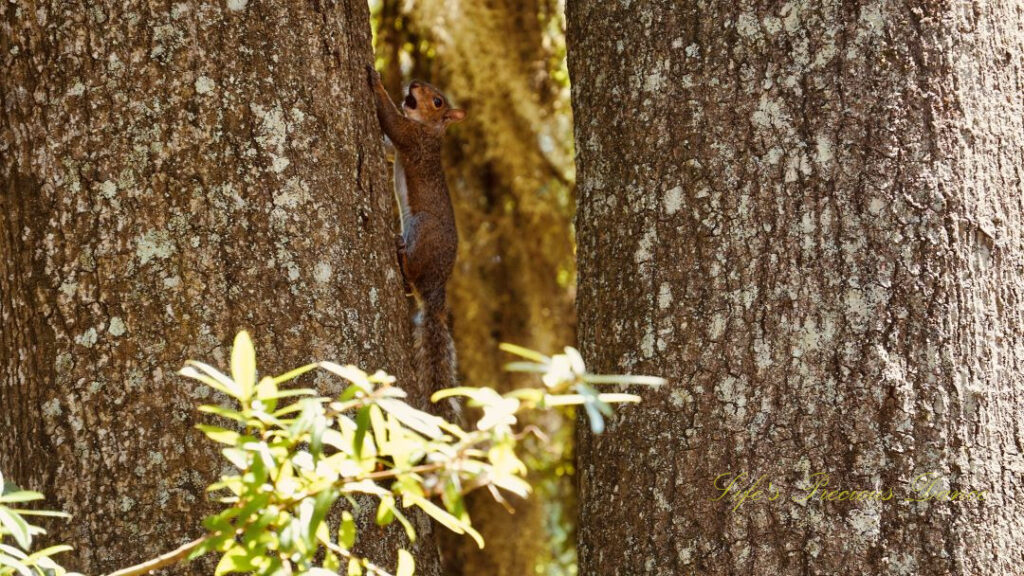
[569,1,1024,574]
[0,2,441,574]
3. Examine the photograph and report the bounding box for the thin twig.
[356,462,445,482]
[104,536,208,576]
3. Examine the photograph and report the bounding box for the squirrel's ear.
[445,109,466,124]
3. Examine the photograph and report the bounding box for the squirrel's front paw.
[366,65,381,89]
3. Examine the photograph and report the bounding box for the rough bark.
[0,2,441,574]
[570,1,1024,575]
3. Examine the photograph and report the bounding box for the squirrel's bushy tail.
[416,287,459,419]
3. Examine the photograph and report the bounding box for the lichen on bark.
[570,1,1024,574]
[1,2,442,574]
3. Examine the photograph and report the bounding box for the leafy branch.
[2,332,663,576]
[0,472,80,576]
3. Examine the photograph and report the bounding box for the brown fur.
[367,66,465,404]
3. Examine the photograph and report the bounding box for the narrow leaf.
[271,363,318,385]
[583,400,605,434]
[498,343,550,363]
[0,492,44,505]
[584,374,666,386]
[179,365,236,399]
[23,544,73,562]
[196,425,241,446]
[501,362,547,373]
[230,331,257,402]
[0,507,32,549]
[339,512,356,549]
[377,398,443,439]
[405,495,484,548]
[11,510,69,518]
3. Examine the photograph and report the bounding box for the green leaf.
[179,365,238,399]
[377,497,415,541]
[189,531,232,560]
[376,387,408,399]
[202,507,241,533]
[491,475,532,499]
[308,491,339,548]
[23,544,73,563]
[354,406,370,460]
[288,398,319,437]
[375,500,394,527]
[377,398,443,439]
[270,363,318,385]
[563,347,587,374]
[323,551,341,572]
[544,393,641,406]
[504,388,545,403]
[10,510,68,519]
[582,399,604,434]
[0,543,28,559]
[196,425,242,446]
[0,492,43,505]
[583,374,666,386]
[498,343,550,363]
[254,377,278,412]
[0,507,32,549]
[396,549,414,576]
[310,411,327,457]
[441,478,464,518]
[339,512,356,549]
[596,393,643,403]
[241,441,277,478]
[431,387,505,410]
[230,331,257,403]
[342,480,390,497]
[214,544,256,576]
[221,448,250,470]
[241,507,278,546]
[501,361,548,373]
[197,405,248,424]
[369,405,388,453]
[319,363,373,393]
[250,410,288,430]
[296,497,316,552]
[262,388,319,400]
[405,495,484,548]
[0,550,32,576]
[346,558,362,576]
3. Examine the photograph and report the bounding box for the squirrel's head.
[402,80,466,131]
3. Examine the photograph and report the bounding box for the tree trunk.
[569,1,1024,575]
[0,2,441,574]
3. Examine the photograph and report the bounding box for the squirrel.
[366,65,466,407]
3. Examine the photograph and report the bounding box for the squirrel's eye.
[433,97,443,108]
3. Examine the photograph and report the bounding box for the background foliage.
[0,333,660,576]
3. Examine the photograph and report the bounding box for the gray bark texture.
[0,2,441,574]
[569,1,1024,574]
